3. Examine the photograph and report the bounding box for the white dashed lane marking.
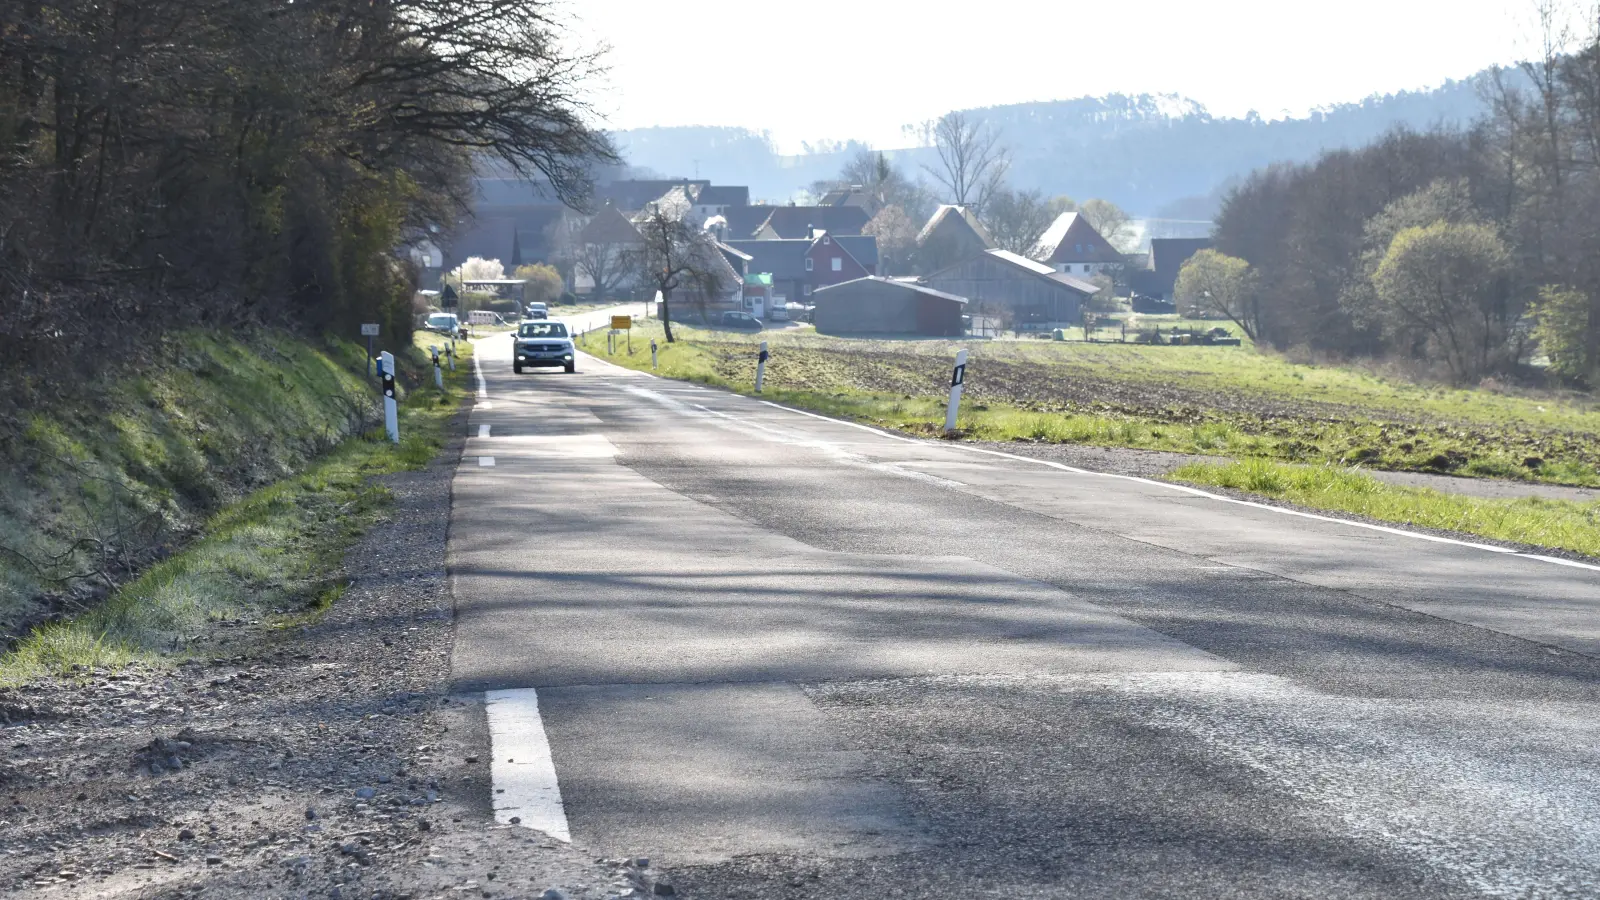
[479,457,495,467]
[479,424,490,438]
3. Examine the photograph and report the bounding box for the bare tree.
[1079,199,1136,252]
[628,210,730,343]
[863,205,918,276]
[574,241,636,303]
[920,112,1010,214]
[981,188,1060,258]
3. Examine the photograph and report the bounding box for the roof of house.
[834,234,879,269]
[1034,212,1121,263]
[577,204,643,244]
[929,248,1100,296]
[696,185,750,207]
[1148,238,1214,283]
[701,238,744,288]
[819,187,872,208]
[595,179,709,211]
[717,205,779,240]
[724,239,811,279]
[916,205,994,247]
[758,205,870,239]
[813,276,969,305]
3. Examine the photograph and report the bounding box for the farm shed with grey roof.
[926,249,1096,326]
[812,277,967,336]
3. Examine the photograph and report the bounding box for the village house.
[596,178,710,212]
[752,205,870,240]
[1128,237,1214,304]
[1033,212,1123,278]
[443,203,573,274]
[725,233,878,310]
[668,240,750,321]
[818,186,873,209]
[571,204,644,299]
[916,205,995,274]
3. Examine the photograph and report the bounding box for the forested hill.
[614,74,1494,215]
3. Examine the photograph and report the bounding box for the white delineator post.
[755,341,769,393]
[651,339,658,370]
[447,341,456,371]
[945,348,967,433]
[432,347,444,389]
[380,351,399,443]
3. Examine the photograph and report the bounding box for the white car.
[522,302,549,320]
[513,321,575,374]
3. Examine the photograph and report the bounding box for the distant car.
[424,312,466,339]
[523,302,549,320]
[513,321,575,374]
[718,311,764,331]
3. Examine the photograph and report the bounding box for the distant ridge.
[611,73,1496,216]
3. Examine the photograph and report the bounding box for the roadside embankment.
[0,333,653,897]
[0,328,456,676]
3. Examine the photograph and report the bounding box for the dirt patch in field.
[694,342,1600,483]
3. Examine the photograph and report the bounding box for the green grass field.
[579,318,1600,486]
[1168,460,1600,558]
[0,329,470,684]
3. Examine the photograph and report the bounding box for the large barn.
[926,249,1097,327]
[811,277,967,336]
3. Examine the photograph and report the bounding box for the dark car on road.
[718,311,764,331]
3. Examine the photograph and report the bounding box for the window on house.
[831,257,842,272]
[804,258,814,271]
[1075,243,1083,254]
[803,285,812,296]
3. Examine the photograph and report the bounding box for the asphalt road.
[450,311,1600,899]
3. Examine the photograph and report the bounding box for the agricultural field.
[580,318,1600,487]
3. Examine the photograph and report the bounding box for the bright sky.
[569,0,1590,154]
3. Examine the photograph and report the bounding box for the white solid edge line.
[473,340,489,399]
[484,689,571,841]
[754,400,1600,573]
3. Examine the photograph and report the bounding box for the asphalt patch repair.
[0,420,663,900]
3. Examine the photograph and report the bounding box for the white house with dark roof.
[1033,212,1123,278]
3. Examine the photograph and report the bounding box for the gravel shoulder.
[0,410,667,900]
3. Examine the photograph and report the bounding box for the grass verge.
[0,331,472,685]
[1167,459,1600,558]
[578,318,1600,487]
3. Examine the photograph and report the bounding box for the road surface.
[451,309,1600,898]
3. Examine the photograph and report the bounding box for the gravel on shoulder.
[0,410,661,899]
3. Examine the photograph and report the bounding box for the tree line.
[0,0,611,393]
[1197,7,1600,384]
